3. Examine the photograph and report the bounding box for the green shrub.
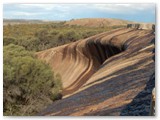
[50,74,62,100]
[3,37,17,46]
[64,30,81,42]
[3,44,62,115]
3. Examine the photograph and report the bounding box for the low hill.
[65,18,133,27]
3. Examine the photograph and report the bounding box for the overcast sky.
[3,4,155,23]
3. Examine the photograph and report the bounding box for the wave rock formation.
[37,26,155,116]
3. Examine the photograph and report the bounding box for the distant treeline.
[4,22,124,52]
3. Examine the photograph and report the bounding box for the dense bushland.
[4,22,124,51]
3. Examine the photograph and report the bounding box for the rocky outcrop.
[37,28,155,116]
[127,23,155,31]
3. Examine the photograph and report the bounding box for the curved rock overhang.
[37,28,155,116]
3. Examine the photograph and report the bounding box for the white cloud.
[3,4,155,21]
[18,4,56,10]
[89,4,155,14]
[8,11,45,16]
[10,4,155,16]
[18,4,70,11]
[14,12,36,16]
